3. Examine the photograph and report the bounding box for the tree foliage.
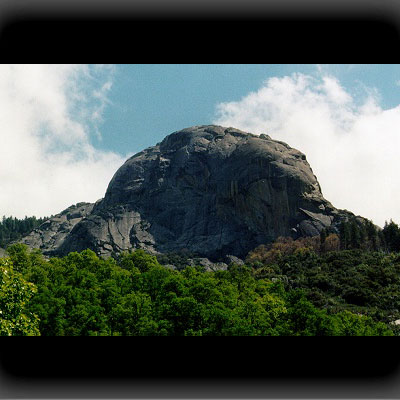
[0,215,48,248]
[382,220,400,252]
[0,257,40,335]
[1,243,394,336]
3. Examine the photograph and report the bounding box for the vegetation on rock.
[0,215,48,248]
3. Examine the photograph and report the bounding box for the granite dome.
[21,125,354,260]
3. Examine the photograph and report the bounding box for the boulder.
[188,257,228,272]
[224,254,245,265]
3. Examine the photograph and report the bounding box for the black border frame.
[0,0,400,398]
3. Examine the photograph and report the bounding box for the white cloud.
[0,64,125,219]
[214,72,400,228]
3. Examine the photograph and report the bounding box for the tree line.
[0,215,48,248]
[293,216,400,253]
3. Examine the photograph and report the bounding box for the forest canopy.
[1,216,400,336]
[0,243,396,336]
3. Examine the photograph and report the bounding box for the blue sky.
[0,64,400,227]
[96,64,400,155]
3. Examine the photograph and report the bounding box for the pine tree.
[339,221,351,250]
[349,219,361,249]
[383,220,400,252]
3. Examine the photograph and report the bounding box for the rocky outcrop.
[20,202,95,255]
[187,257,228,272]
[20,125,356,260]
[224,254,245,266]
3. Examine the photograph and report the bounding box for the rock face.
[21,125,354,260]
[20,202,95,255]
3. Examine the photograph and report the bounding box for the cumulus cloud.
[214,72,400,227]
[0,64,125,218]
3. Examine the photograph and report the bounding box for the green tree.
[319,228,327,253]
[339,221,351,250]
[0,215,47,248]
[332,311,393,336]
[0,258,40,335]
[383,220,400,252]
[349,219,361,249]
[118,249,160,273]
[365,220,378,250]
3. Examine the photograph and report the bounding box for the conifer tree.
[339,221,351,250]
